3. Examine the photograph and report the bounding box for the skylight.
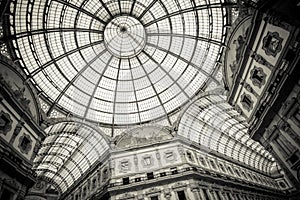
[9,0,228,126]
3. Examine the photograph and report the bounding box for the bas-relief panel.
[0,105,18,143]
[0,63,38,122]
[225,17,252,88]
[116,126,173,148]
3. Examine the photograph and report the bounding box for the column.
[211,190,220,200]
[228,192,235,200]
[207,189,215,200]
[191,188,201,200]
[199,188,207,200]
[219,191,228,200]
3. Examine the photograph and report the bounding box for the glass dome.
[8,0,228,126]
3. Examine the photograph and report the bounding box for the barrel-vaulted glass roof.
[178,93,278,173]
[8,0,229,126]
[33,122,109,193]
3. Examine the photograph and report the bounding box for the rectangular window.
[288,153,299,164]
[216,191,222,200]
[123,177,129,185]
[226,193,232,200]
[150,196,159,200]
[202,189,210,199]
[147,172,154,180]
[177,191,186,200]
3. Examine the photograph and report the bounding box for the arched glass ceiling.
[33,122,109,193]
[178,93,278,173]
[8,0,229,126]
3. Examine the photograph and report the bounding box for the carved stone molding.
[243,82,259,97]
[137,194,145,200]
[163,188,172,199]
[146,187,161,195]
[251,53,273,69]
[172,181,187,190]
[264,15,291,30]
[119,192,135,200]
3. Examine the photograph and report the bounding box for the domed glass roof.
[8,0,228,126]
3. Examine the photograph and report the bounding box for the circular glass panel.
[104,16,146,58]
